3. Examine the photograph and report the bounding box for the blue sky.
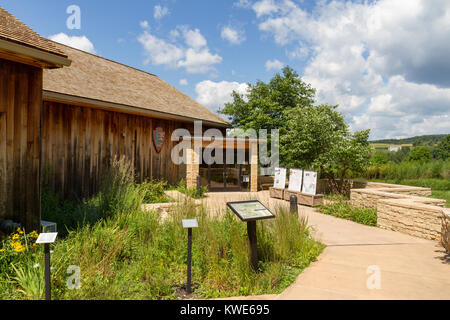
[2,0,450,139]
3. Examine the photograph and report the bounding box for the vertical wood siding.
[41,101,189,200]
[0,59,42,231]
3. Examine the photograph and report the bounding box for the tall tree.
[436,134,450,160]
[219,66,315,133]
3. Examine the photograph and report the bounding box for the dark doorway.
[199,148,250,192]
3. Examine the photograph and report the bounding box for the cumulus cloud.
[154,5,169,20]
[265,59,284,71]
[221,26,246,45]
[138,26,222,74]
[49,33,96,54]
[195,80,249,112]
[179,79,188,86]
[251,0,450,138]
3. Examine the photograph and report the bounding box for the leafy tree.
[219,66,316,134]
[281,104,371,194]
[436,134,450,160]
[220,66,371,194]
[371,153,388,165]
[408,146,431,163]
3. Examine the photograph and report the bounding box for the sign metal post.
[36,232,58,300]
[182,219,198,294]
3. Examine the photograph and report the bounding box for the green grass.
[319,201,377,226]
[174,179,208,199]
[1,159,324,300]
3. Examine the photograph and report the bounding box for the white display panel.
[288,169,303,192]
[273,167,287,189]
[302,170,318,195]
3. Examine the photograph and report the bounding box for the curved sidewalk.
[277,205,450,300]
[202,191,450,300]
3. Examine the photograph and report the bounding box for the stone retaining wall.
[377,199,444,240]
[350,182,447,241]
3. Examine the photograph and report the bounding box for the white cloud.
[178,48,222,74]
[265,59,283,71]
[179,79,188,86]
[154,5,169,20]
[252,0,279,18]
[140,20,149,29]
[182,28,207,49]
[234,0,252,9]
[138,27,222,74]
[138,31,184,67]
[49,33,96,54]
[195,80,249,112]
[252,0,450,138]
[221,26,246,45]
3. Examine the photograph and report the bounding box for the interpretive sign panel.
[182,219,198,229]
[288,169,303,192]
[227,200,276,222]
[36,233,58,244]
[302,170,318,195]
[273,167,286,189]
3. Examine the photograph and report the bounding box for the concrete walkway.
[277,206,449,299]
[200,191,450,300]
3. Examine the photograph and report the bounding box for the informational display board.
[36,232,58,244]
[227,201,276,222]
[273,167,287,189]
[302,170,318,195]
[288,169,303,192]
[182,219,198,229]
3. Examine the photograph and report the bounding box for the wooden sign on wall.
[153,127,165,153]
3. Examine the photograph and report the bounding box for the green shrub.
[319,201,377,226]
[408,146,431,163]
[359,160,450,182]
[176,179,208,199]
[98,158,146,219]
[141,179,170,203]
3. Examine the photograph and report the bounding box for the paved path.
[202,192,450,300]
[277,206,449,300]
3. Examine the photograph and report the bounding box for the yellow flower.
[14,246,25,253]
[12,234,19,240]
[0,249,5,252]
[17,227,24,234]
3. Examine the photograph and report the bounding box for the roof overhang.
[43,90,231,128]
[0,38,71,69]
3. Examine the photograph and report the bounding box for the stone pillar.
[250,141,258,192]
[186,144,200,189]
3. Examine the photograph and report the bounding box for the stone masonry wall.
[350,182,447,241]
[377,199,444,240]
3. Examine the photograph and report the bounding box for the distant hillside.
[370,134,448,146]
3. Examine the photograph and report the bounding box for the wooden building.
[0,7,260,232]
[0,7,71,231]
[42,43,230,200]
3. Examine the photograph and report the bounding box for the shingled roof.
[0,6,68,59]
[43,42,229,127]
